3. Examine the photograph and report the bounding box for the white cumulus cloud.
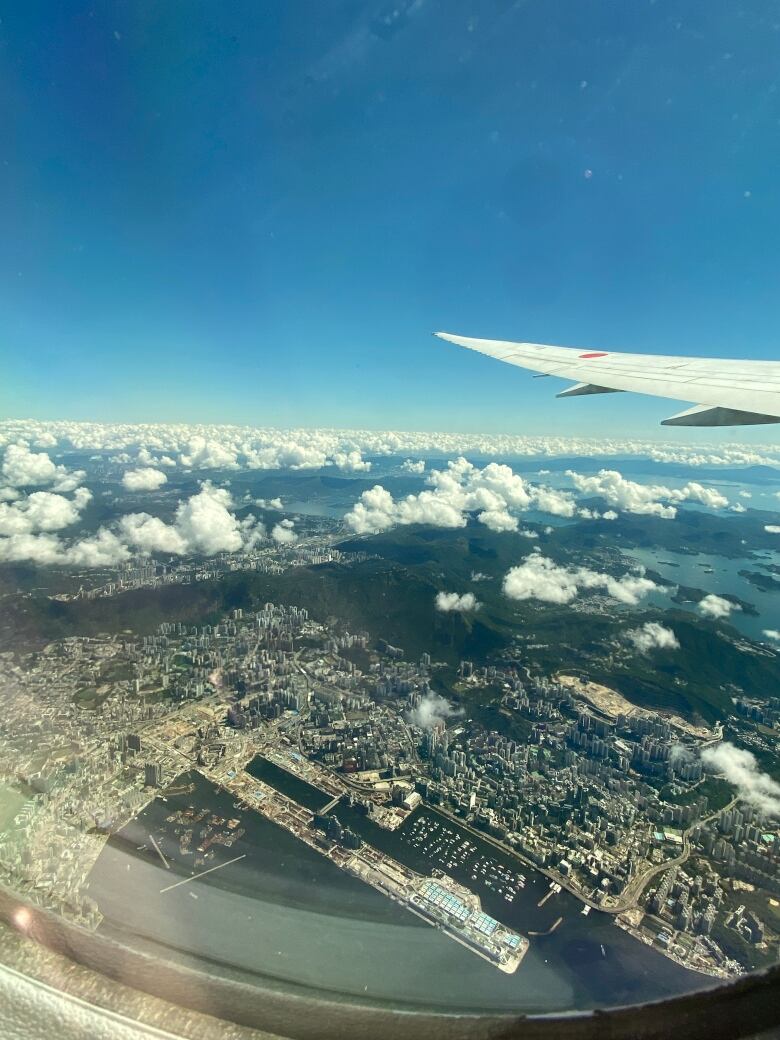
[180,437,239,470]
[1,443,84,491]
[698,593,739,620]
[477,509,518,532]
[67,529,131,568]
[344,458,576,535]
[401,459,425,474]
[271,519,297,544]
[122,468,168,491]
[173,482,246,554]
[626,622,680,653]
[3,420,779,475]
[118,513,187,554]
[0,532,68,566]
[332,450,371,473]
[93,482,263,563]
[2,443,60,486]
[565,469,729,518]
[245,440,327,471]
[0,487,92,536]
[435,591,480,613]
[701,742,780,817]
[408,691,461,729]
[502,552,656,606]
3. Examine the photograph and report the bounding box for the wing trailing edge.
[434,331,780,426]
[660,404,780,427]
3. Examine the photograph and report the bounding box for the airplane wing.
[434,331,780,426]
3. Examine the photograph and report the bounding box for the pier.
[537,887,556,908]
[204,765,529,975]
[528,916,563,938]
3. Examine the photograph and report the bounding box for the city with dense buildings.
[0,587,777,982]
[48,531,372,603]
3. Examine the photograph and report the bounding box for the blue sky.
[2,1,780,437]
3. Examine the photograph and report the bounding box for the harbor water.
[86,766,709,1014]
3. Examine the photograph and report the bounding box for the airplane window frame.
[2,887,780,1040]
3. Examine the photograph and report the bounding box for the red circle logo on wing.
[579,352,608,358]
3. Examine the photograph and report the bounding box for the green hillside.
[5,522,778,725]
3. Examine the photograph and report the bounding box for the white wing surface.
[434,331,780,426]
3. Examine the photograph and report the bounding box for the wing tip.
[434,331,473,348]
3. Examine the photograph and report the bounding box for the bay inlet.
[86,762,708,1014]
